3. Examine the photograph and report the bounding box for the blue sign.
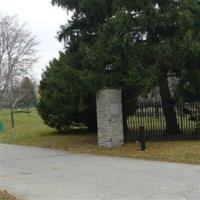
[0,121,5,133]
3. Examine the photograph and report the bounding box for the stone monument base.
[96,88,124,148]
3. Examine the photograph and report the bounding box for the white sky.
[0,0,71,82]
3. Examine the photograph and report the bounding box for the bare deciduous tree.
[0,14,38,127]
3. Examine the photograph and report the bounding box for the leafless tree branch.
[0,14,38,96]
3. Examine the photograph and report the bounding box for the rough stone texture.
[96,88,124,148]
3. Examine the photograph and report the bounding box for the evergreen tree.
[37,52,97,131]
[39,0,200,134]
[19,77,37,108]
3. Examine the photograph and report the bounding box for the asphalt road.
[0,144,200,200]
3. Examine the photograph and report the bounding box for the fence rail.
[125,101,200,142]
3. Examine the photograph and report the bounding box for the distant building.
[138,76,179,103]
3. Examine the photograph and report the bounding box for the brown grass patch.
[1,109,200,165]
[0,190,20,200]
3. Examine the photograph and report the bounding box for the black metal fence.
[124,101,200,142]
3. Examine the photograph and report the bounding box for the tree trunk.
[10,108,15,128]
[158,69,181,136]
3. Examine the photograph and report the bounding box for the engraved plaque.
[110,103,119,115]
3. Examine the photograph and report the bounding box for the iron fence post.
[140,126,146,151]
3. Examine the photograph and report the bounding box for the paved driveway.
[0,144,200,200]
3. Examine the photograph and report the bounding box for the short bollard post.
[139,126,146,151]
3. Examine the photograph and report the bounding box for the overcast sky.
[0,0,71,82]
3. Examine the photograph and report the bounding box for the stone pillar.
[96,88,124,148]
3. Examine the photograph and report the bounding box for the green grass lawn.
[0,109,200,164]
[127,115,197,135]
